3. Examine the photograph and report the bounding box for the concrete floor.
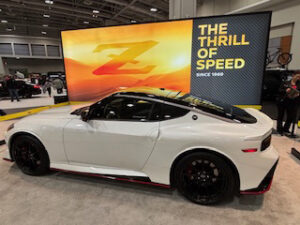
[0,120,299,225]
[0,87,67,111]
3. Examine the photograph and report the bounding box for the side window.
[161,103,189,120]
[90,97,156,121]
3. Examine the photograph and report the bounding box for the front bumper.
[240,159,278,194]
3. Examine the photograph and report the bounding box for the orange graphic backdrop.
[61,20,193,101]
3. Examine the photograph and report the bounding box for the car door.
[63,96,160,171]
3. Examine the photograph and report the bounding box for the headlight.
[7,123,14,131]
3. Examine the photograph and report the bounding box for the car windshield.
[175,94,257,123]
[71,106,89,115]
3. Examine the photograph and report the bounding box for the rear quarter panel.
[143,110,278,190]
[142,112,245,184]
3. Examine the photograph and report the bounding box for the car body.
[3,87,279,204]
[0,80,41,98]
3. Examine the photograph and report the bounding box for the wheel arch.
[169,148,240,192]
[8,131,45,161]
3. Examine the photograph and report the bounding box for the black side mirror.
[81,110,89,122]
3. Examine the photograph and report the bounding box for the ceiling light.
[43,14,50,18]
[41,31,47,35]
[43,24,48,27]
[0,9,2,12]
[92,9,99,13]
[150,8,157,12]
[45,0,54,4]
[1,20,8,23]
[131,20,136,23]
[92,15,98,18]
[83,21,89,24]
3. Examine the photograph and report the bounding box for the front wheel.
[174,152,235,205]
[11,135,50,176]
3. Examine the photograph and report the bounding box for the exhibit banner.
[61,12,271,105]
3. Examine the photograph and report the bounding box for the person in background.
[0,109,6,116]
[6,75,20,102]
[277,73,300,134]
[52,77,64,94]
[43,79,52,97]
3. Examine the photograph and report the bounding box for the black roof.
[116,87,183,100]
[113,87,257,124]
[115,87,223,111]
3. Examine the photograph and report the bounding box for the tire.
[25,92,32,98]
[277,52,292,66]
[174,152,235,205]
[11,135,50,176]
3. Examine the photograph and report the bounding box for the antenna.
[174,90,182,98]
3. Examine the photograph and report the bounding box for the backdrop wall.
[62,12,270,105]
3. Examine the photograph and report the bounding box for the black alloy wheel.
[175,152,235,205]
[12,135,50,176]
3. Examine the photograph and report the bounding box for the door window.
[90,97,156,122]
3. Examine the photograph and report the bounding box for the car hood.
[28,104,90,119]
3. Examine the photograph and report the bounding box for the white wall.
[0,35,62,59]
[0,35,61,46]
[3,58,64,74]
[196,0,273,16]
[0,35,64,77]
[270,4,300,69]
[196,0,300,69]
[269,23,293,39]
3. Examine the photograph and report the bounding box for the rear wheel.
[11,135,50,176]
[174,152,235,205]
[25,92,32,98]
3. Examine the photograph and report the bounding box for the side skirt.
[50,167,170,188]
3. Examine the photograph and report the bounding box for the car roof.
[110,87,257,124]
[114,87,224,112]
[114,87,187,102]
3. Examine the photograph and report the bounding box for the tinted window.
[161,103,189,120]
[174,94,256,123]
[90,97,155,121]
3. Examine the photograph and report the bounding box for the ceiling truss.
[0,0,169,38]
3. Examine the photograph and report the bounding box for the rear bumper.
[240,159,278,195]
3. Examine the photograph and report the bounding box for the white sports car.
[4,87,279,204]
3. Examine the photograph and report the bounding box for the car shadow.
[8,164,264,211]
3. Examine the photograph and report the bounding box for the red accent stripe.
[240,178,273,195]
[50,167,170,188]
[242,148,257,153]
[2,158,13,162]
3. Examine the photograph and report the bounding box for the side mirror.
[81,110,89,122]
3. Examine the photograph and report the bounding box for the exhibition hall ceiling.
[0,0,169,38]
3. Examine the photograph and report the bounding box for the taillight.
[34,85,40,89]
[242,148,257,153]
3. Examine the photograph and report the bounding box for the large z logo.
[93,41,158,75]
